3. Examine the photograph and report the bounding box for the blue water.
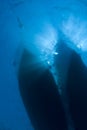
[0,0,87,129]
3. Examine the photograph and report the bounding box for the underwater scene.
[1,0,87,129]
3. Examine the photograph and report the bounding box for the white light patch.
[77,43,83,49]
[47,61,50,65]
[35,23,58,66]
[61,16,87,52]
[53,51,59,55]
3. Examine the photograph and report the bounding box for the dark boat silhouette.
[17,40,87,130]
[17,48,68,130]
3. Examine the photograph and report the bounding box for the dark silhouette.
[17,40,87,130]
[66,50,87,130]
[17,48,68,130]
